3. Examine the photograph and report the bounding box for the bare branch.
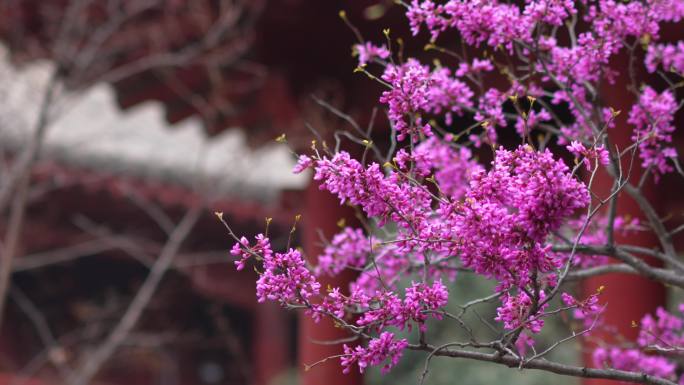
[412,344,677,385]
[66,205,202,385]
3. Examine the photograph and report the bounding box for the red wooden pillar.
[582,59,666,384]
[299,181,363,385]
[254,303,289,385]
[582,191,666,385]
[0,374,46,385]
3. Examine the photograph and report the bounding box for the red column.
[0,374,46,385]
[582,192,665,385]
[299,182,363,385]
[582,60,666,384]
[254,303,289,385]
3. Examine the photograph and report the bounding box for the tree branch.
[413,344,677,385]
[66,205,202,385]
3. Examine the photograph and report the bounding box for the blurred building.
[0,50,306,385]
[0,1,394,385]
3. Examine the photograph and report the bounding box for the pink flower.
[628,87,677,178]
[230,234,272,271]
[256,247,321,304]
[293,154,313,174]
[594,347,676,380]
[316,227,370,276]
[565,141,610,171]
[646,42,684,74]
[354,42,390,66]
[458,145,589,289]
[341,332,408,374]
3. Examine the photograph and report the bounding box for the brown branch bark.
[414,344,678,385]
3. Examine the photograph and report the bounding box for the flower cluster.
[355,280,449,332]
[455,58,494,77]
[316,227,370,276]
[514,109,551,138]
[341,332,408,374]
[594,306,684,382]
[628,87,678,177]
[566,141,611,171]
[561,291,603,328]
[225,0,684,378]
[354,42,390,66]
[474,88,506,135]
[256,247,321,304]
[309,280,447,373]
[638,306,684,349]
[407,0,532,49]
[524,0,576,26]
[646,42,684,74]
[312,151,432,230]
[428,66,475,125]
[293,144,589,367]
[380,59,434,141]
[458,146,589,290]
[232,235,321,305]
[349,246,410,295]
[593,347,676,380]
[231,233,272,271]
[496,291,548,333]
[380,59,477,141]
[410,137,483,200]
